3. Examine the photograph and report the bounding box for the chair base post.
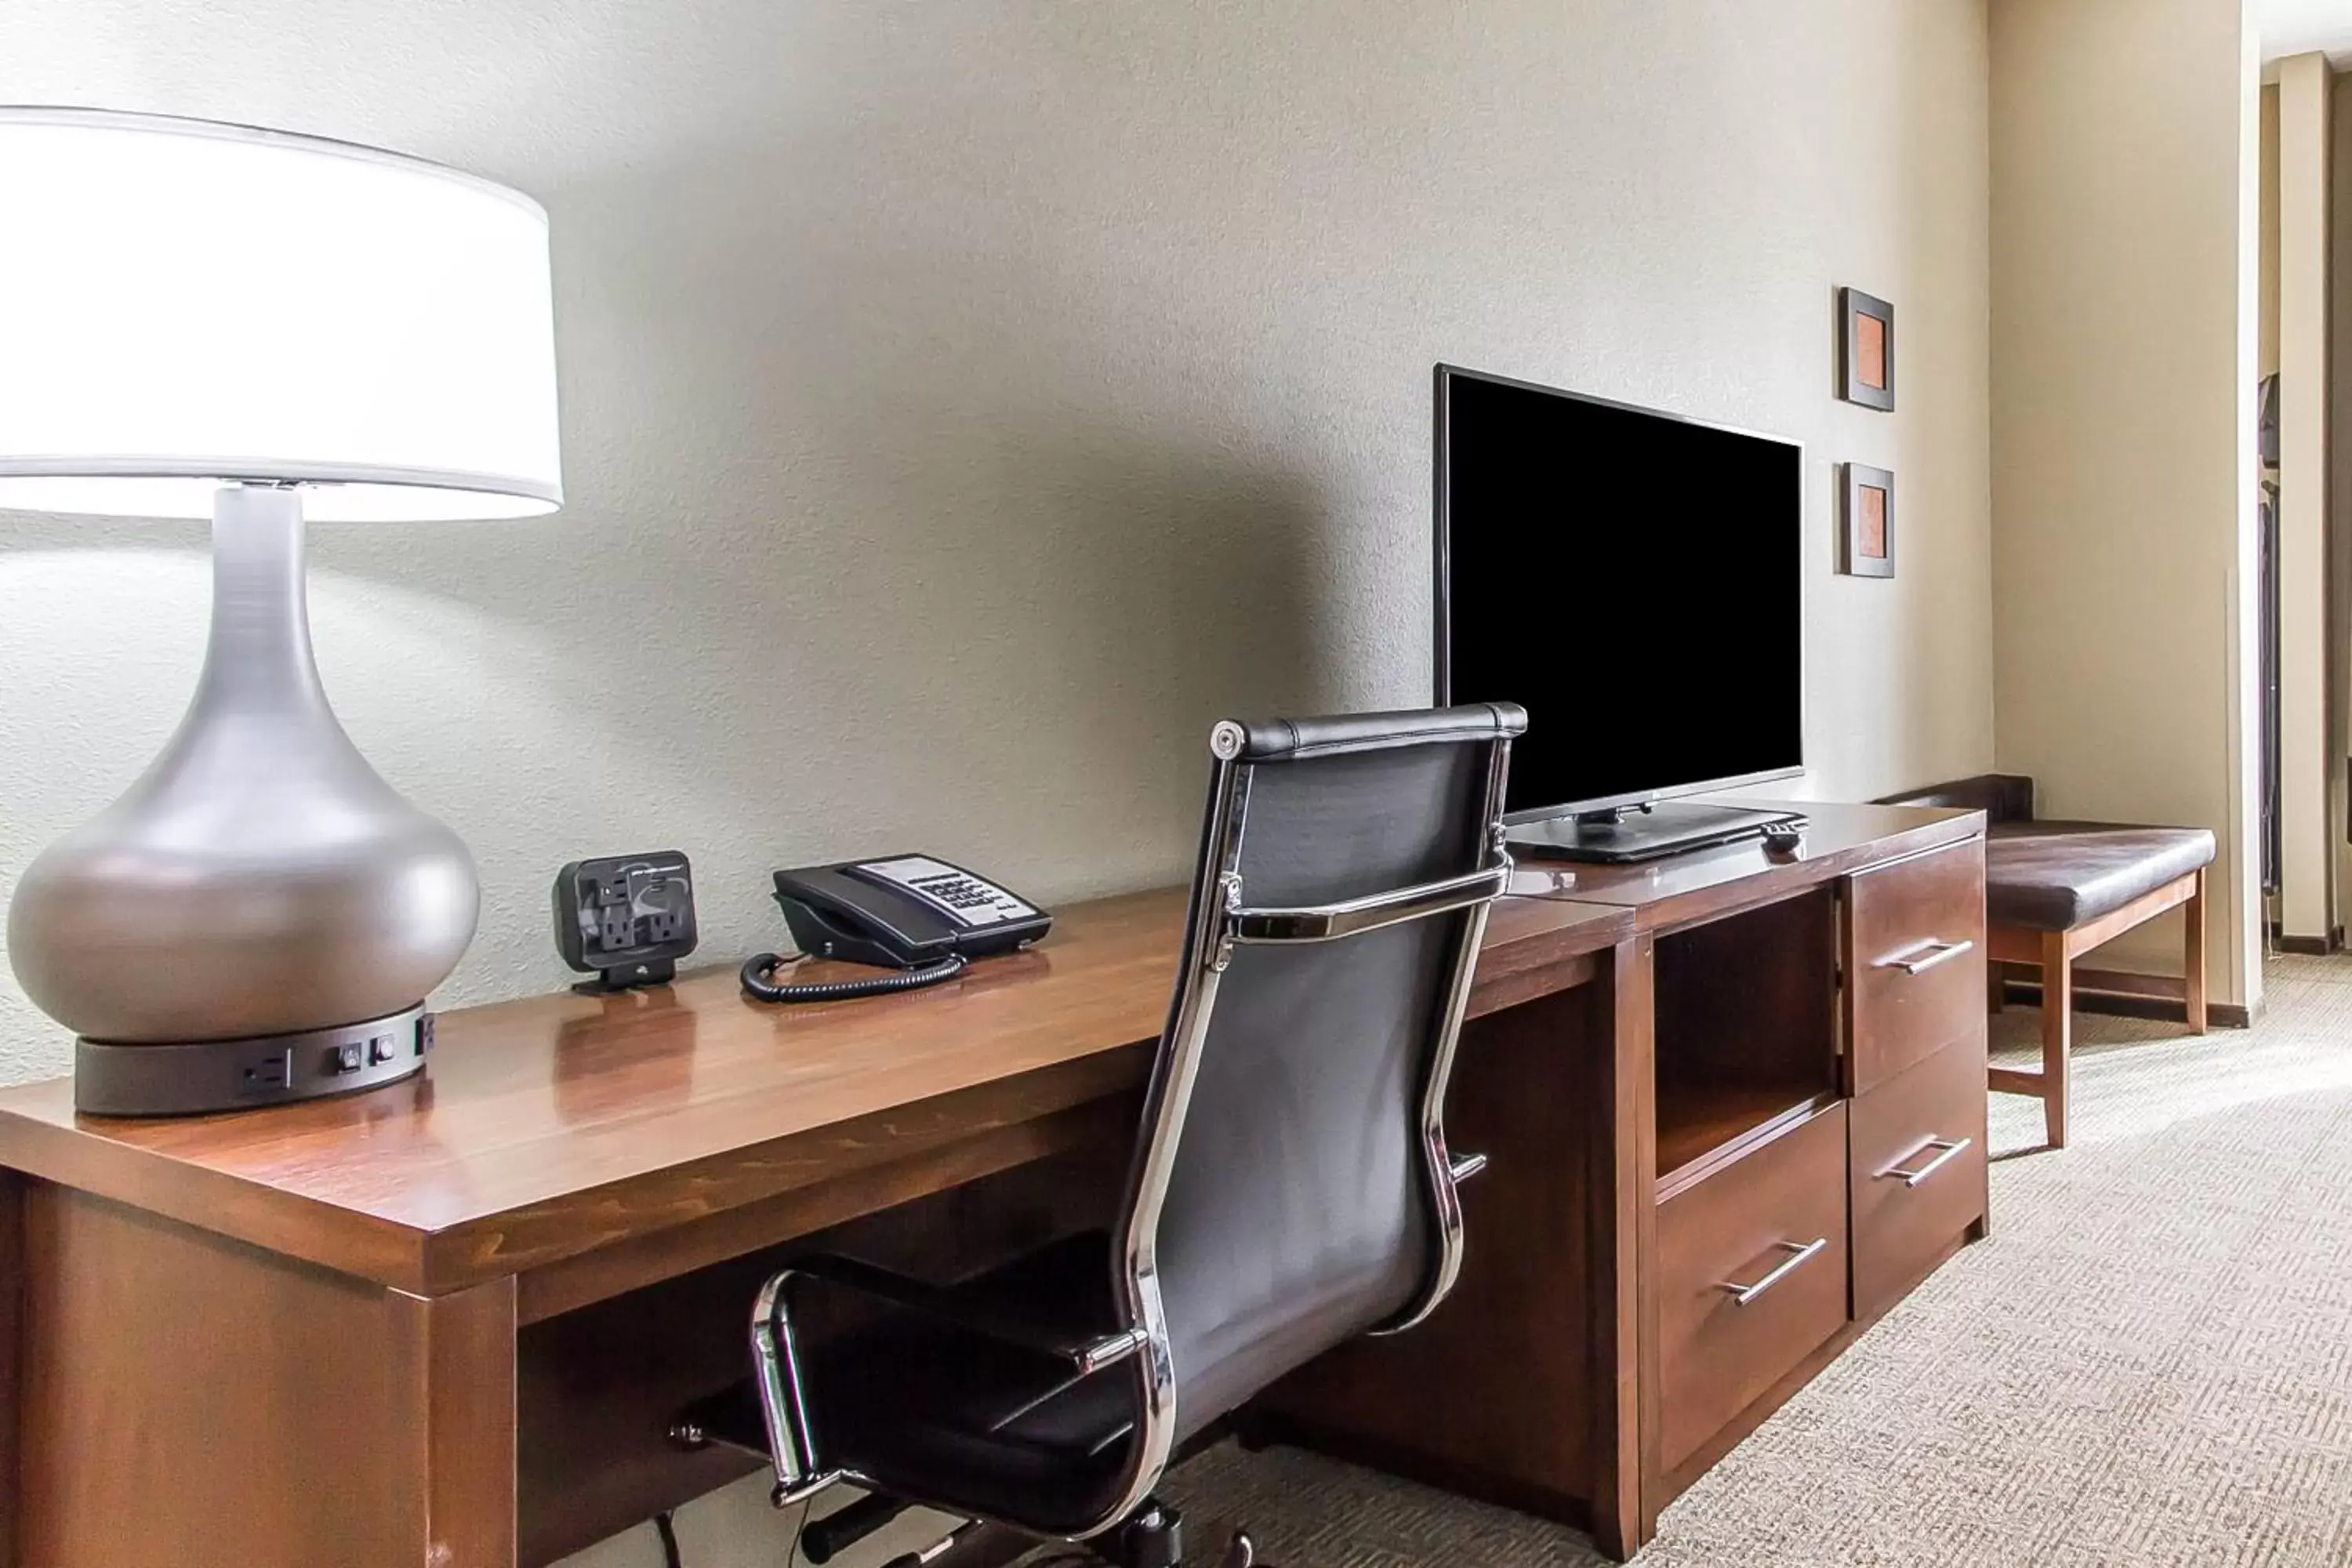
[1110,1500,1185,1568]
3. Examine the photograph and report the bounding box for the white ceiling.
[2262,0,2352,64]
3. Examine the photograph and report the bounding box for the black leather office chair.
[673,702,1526,1568]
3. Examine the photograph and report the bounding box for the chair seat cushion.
[808,1231,1142,1536]
[1986,820,2216,932]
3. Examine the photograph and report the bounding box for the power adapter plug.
[553,851,699,993]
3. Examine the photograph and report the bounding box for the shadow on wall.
[0,122,1342,1030]
[441,118,1341,892]
[2,0,1482,1036]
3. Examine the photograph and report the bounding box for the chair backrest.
[1875,772,2035,825]
[1105,702,1524,1519]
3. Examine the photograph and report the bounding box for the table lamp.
[0,108,561,1116]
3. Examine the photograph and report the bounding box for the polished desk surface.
[0,886,1632,1300]
[1506,800,1984,930]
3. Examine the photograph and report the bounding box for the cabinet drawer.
[1656,1102,1849,1470]
[1846,840,1987,1091]
[1850,1031,1987,1320]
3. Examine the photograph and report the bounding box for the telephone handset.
[740,855,1054,1004]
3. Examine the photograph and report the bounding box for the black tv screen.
[1435,365,1804,820]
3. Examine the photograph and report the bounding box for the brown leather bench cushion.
[1986,820,2216,932]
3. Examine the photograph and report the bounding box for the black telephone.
[741,855,1054,1004]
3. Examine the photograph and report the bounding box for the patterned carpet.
[1155,956,2352,1566]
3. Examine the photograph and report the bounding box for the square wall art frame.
[1841,463,1894,578]
[1838,287,1894,411]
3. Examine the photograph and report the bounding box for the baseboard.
[1992,962,2250,1029]
[2267,922,2342,956]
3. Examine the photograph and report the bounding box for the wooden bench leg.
[2184,867,2208,1035]
[2042,930,2071,1149]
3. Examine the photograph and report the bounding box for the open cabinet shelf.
[1655,1080,1838,1199]
[1651,884,1842,1203]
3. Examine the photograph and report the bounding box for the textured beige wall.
[2332,72,2352,916]
[0,0,1997,1100]
[1990,0,2262,1001]
[2276,53,2335,942]
[2265,84,2283,382]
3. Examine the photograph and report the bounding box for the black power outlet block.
[553,851,699,993]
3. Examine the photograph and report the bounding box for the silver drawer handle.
[1874,937,1975,975]
[1719,1237,1829,1306]
[1878,1136,1972,1189]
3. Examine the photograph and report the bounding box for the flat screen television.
[1433,365,1806,862]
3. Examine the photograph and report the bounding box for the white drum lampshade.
[0,109,564,1115]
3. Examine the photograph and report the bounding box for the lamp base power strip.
[74,1003,434,1116]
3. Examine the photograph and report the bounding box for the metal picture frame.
[1838,287,1895,411]
[1841,462,1896,579]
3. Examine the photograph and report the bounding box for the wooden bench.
[1877,775,2213,1149]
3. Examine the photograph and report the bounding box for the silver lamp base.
[75,1004,434,1118]
[7,484,480,1115]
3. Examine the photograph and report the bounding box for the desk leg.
[0,1171,24,1568]
[15,1183,518,1567]
[1588,935,1657,1560]
[390,1279,520,1568]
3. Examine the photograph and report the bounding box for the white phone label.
[856,856,1036,928]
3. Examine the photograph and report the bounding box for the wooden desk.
[0,887,1633,1568]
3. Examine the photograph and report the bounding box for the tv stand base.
[1508,802,1802,864]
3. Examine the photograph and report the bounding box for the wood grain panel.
[1653,1104,1849,1472]
[1849,1036,1988,1322]
[1653,887,1841,1192]
[19,1185,514,1567]
[516,1094,1138,1324]
[1589,938,1649,1560]
[1465,949,1602,1020]
[391,1279,520,1568]
[0,892,1629,1299]
[1250,975,1607,1504]
[1469,896,1622,1018]
[1846,839,1987,1091]
[1657,1229,1972,1504]
[0,1171,20,1568]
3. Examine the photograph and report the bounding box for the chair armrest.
[786,1254,1149,1376]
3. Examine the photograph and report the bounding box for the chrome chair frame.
[742,714,1516,1552]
